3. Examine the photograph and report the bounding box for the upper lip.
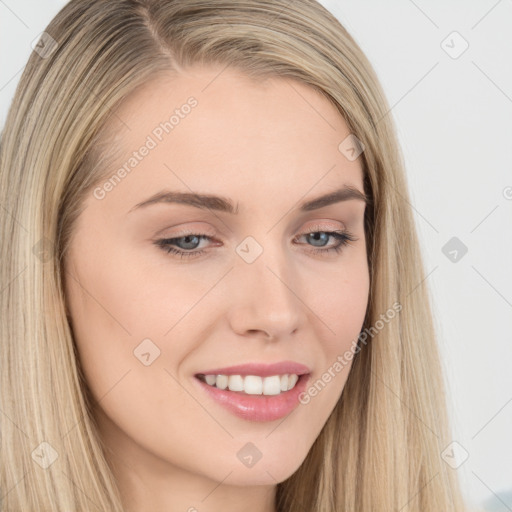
[195,361,311,377]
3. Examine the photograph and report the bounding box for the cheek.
[307,265,368,387]
[64,256,135,401]
[309,251,370,350]
[64,250,204,439]
[66,241,206,342]
[63,244,215,402]
[322,276,369,348]
[288,264,368,450]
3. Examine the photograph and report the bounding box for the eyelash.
[154,227,358,260]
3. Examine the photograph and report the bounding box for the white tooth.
[244,375,263,395]
[228,375,244,392]
[216,374,228,390]
[205,375,216,386]
[287,374,299,390]
[263,375,281,395]
[204,372,299,393]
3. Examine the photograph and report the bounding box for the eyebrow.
[127,185,368,215]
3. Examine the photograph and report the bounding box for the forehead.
[92,65,364,215]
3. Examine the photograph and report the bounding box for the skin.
[64,65,370,512]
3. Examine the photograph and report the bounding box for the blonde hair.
[0,0,467,510]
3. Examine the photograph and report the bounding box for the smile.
[196,373,300,396]
[193,373,311,422]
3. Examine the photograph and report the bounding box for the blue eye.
[299,230,358,255]
[154,229,358,260]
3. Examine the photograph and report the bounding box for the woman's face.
[64,65,369,504]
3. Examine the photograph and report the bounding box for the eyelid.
[155,223,218,238]
[301,221,346,232]
[156,219,348,240]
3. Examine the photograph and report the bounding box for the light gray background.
[1,1,511,510]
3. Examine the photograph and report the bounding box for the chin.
[219,458,304,486]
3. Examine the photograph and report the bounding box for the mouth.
[193,370,312,422]
[195,372,304,396]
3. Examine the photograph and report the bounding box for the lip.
[193,372,311,422]
[195,361,311,377]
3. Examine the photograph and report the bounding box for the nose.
[225,244,304,341]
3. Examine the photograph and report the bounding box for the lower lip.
[194,374,311,422]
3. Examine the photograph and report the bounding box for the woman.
[0,0,467,510]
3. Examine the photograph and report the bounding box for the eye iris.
[308,232,329,247]
[178,235,201,250]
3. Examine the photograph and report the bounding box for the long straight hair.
[0,0,466,510]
